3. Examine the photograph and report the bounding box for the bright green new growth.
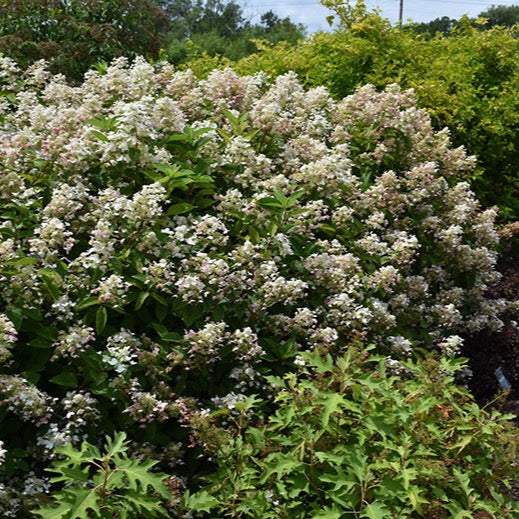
[33,432,172,519]
[185,347,519,518]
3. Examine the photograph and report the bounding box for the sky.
[238,0,519,33]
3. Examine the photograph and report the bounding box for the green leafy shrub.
[0,0,169,81]
[0,59,512,514]
[185,346,519,518]
[33,432,172,518]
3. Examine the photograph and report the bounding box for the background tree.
[163,0,305,63]
[477,4,519,28]
[411,4,519,35]
[0,0,169,81]
[410,15,459,36]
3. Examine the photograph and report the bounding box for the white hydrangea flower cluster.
[124,391,173,425]
[437,335,464,357]
[0,375,53,425]
[0,57,512,513]
[91,274,130,308]
[51,324,95,360]
[62,390,101,430]
[0,314,17,364]
[35,423,74,454]
[101,329,140,374]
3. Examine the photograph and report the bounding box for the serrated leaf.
[56,440,98,461]
[321,393,345,428]
[104,431,128,458]
[451,435,474,454]
[287,472,310,498]
[361,502,392,518]
[186,490,219,512]
[48,466,90,485]
[265,375,285,388]
[407,485,428,512]
[32,502,70,519]
[123,491,169,517]
[260,453,301,483]
[152,162,182,176]
[116,459,171,500]
[67,487,99,517]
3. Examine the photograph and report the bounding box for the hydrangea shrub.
[0,57,509,513]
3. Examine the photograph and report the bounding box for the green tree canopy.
[410,15,459,36]
[410,4,519,35]
[162,0,305,63]
[0,0,169,80]
[478,4,519,28]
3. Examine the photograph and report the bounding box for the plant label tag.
[494,366,512,391]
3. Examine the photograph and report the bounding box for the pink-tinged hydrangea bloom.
[0,57,512,513]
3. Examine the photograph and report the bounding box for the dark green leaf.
[50,371,78,387]
[167,202,195,215]
[96,306,108,335]
[75,297,100,311]
[28,337,53,349]
[135,292,150,310]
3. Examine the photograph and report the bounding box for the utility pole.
[399,0,403,28]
